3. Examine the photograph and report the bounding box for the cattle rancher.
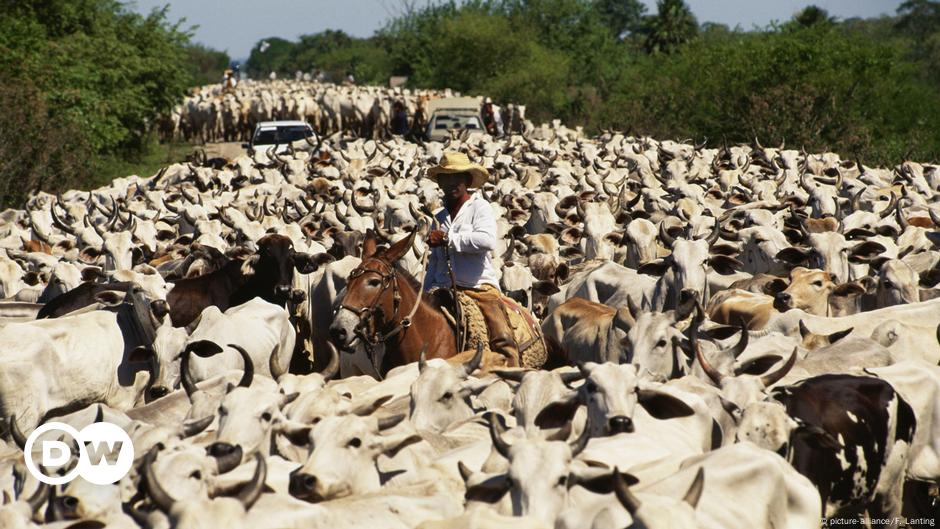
[423,152,520,367]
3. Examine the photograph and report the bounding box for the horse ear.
[362,229,378,259]
[382,231,417,263]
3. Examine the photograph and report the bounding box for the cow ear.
[709,243,739,256]
[555,263,569,282]
[534,391,581,430]
[383,231,416,263]
[734,355,783,376]
[350,395,393,417]
[570,469,638,493]
[638,259,670,276]
[276,421,312,446]
[129,346,153,363]
[533,280,560,296]
[762,278,789,296]
[374,433,422,458]
[81,266,105,282]
[831,282,866,298]
[465,474,511,504]
[636,389,695,420]
[775,247,810,265]
[94,290,124,306]
[239,254,261,276]
[560,245,583,258]
[708,255,743,275]
[361,229,378,259]
[849,241,887,263]
[185,340,224,358]
[294,252,334,274]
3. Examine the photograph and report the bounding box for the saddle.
[429,287,546,369]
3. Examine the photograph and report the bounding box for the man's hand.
[428,230,448,247]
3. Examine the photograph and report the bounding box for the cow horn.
[876,191,897,219]
[143,447,176,512]
[418,345,428,373]
[228,344,254,388]
[703,217,721,245]
[180,347,198,399]
[929,207,940,227]
[180,416,214,438]
[304,130,323,153]
[658,221,676,248]
[161,197,181,215]
[377,414,406,431]
[372,209,392,241]
[310,342,337,381]
[852,188,864,212]
[799,169,813,192]
[50,202,76,235]
[613,468,641,515]
[236,453,266,509]
[727,317,749,357]
[268,344,285,381]
[575,199,586,219]
[25,481,49,514]
[559,370,586,384]
[463,341,484,376]
[8,415,27,450]
[91,215,105,237]
[759,347,798,387]
[488,413,512,459]
[692,325,724,386]
[895,198,909,232]
[568,413,591,456]
[753,136,763,150]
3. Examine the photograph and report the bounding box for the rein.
[339,247,430,375]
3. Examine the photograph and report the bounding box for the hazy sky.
[125,0,905,60]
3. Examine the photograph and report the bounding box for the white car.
[247,120,315,154]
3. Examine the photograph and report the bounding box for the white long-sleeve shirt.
[422,193,501,291]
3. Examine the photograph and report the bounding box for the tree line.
[247,0,940,166]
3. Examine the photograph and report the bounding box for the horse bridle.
[338,248,429,373]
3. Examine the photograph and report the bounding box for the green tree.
[642,0,698,54]
[186,43,231,86]
[0,0,194,206]
[791,5,837,28]
[593,0,647,38]
[245,37,294,77]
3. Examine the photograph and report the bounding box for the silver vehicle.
[425,97,484,142]
[245,120,315,154]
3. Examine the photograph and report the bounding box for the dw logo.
[24,421,135,485]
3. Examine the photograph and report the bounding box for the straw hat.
[426,152,490,188]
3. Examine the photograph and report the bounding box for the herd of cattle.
[0,91,939,528]
[162,80,528,144]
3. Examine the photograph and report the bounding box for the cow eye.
[347,437,362,448]
[261,412,272,422]
[656,339,667,348]
[812,280,823,287]
[190,471,202,480]
[557,475,567,487]
[441,391,453,401]
[218,408,227,416]
[312,417,321,424]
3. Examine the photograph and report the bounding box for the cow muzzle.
[147,385,170,401]
[207,442,243,474]
[288,471,322,502]
[773,293,792,312]
[608,416,635,434]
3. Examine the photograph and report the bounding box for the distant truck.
[425,97,484,142]
[246,120,315,154]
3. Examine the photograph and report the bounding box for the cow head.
[246,234,333,303]
[409,344,490,433]
[287,413,420,502]
[461,413,612,526]
[142,448,266,529]
[535,362,696,437]
[772,267,868,316]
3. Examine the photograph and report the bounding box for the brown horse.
[329,229,463,377]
